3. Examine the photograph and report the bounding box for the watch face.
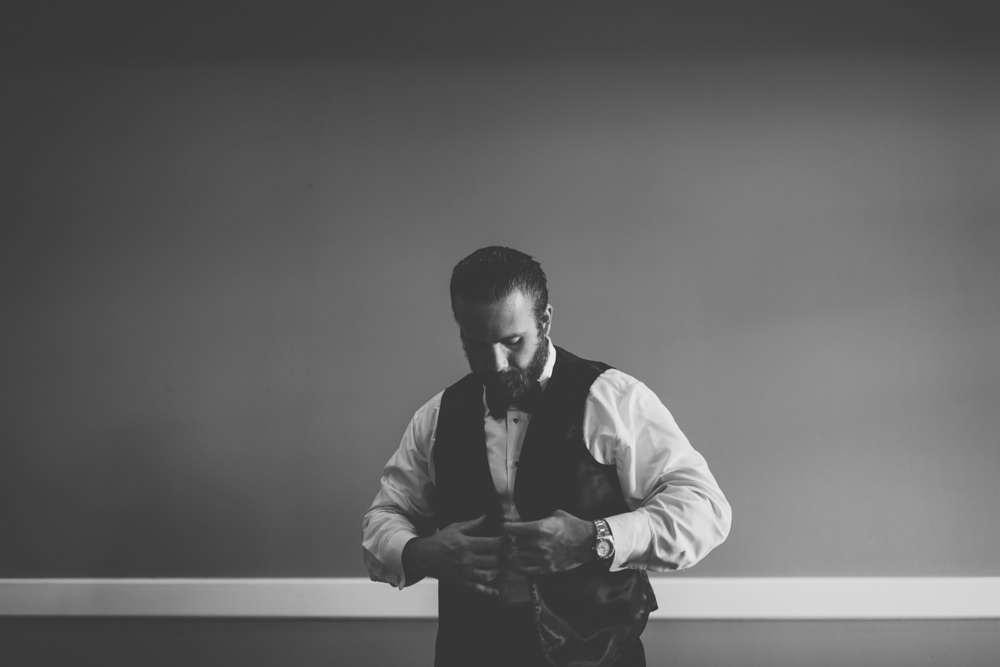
[596,539,612,559]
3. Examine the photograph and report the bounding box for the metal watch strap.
[593,518,614,560]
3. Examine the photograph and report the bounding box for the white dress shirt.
[362,340,731,589]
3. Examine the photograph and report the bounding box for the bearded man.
[362,246,731,667]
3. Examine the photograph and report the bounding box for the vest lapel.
[433,374,502,533]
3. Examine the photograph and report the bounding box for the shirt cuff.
[603,510,650,572]
[392,530,422,588]
[365,530,419,590]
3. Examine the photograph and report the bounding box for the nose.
[487,344,509,374]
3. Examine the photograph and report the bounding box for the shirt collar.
[537,337,557,389]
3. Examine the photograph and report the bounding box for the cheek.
[465,347,502,374]
[512,345,537,370]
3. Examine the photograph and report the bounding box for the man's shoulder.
[554,347,655,405]
[552,347,628,383]
[411,389,446,424]
[591,366,646,399]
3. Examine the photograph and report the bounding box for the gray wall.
[4,3,999,579]
[2,2,999,664]
[3,2,999,580]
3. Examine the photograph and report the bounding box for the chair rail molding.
[2,577,999,620]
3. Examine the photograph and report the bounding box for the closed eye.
[461,335,524,349]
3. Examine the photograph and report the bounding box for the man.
[362,246,731,667]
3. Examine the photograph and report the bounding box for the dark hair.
[450,246,549,322]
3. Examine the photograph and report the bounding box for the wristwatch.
[593,518,615,561]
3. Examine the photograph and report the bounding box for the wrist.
[592,518,615,561]
[580,518,598,560]
[402,536,431,581]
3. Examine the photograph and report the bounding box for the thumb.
[454,514,488,532]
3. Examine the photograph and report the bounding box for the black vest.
[432,347,657,667]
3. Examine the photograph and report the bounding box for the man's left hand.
[503,509,597,576]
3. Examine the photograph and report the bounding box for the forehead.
[454,290,536,342]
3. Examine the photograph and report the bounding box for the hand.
[503,509,597,576]
[402,515,510,597]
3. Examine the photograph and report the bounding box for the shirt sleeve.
[585,371,732,572]
[361,393,442,589]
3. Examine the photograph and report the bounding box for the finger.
[469,567,500,582]
[458,580,500,597]
[469,542,505,556]
[454,514,488,531]
[509,536,545,553]
[502,521,541,536]
[511,564,548,577]
[464,535,510,551]
[470,552,504,567]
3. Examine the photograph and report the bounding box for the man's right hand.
[402,515,509,597]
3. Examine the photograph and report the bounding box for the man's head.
[450,246,552,405]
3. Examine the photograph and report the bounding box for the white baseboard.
[1,577,998,620]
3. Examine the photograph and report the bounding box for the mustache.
[481,368,529,391]
[482,367,533,408]
[482,367,524,382]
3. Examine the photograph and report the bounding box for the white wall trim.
[1,577,998,620]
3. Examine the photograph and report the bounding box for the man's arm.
[593,372,732,572]
[362,393,510,594]
[361,398,440,589]
[503,371,730,577]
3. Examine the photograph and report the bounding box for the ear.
[539,303,553,335]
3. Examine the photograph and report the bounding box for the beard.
[473,332,550,409]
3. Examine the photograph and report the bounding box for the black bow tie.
[486,382,544,420]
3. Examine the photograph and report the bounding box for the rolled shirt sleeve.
[361,393,442,589]
[586,370,732,572]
